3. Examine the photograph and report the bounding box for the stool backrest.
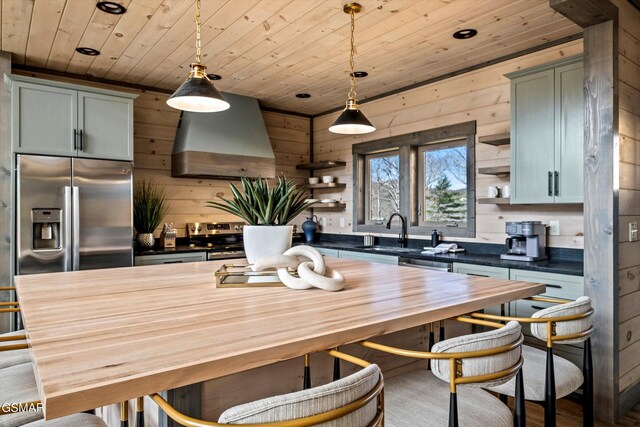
[217,364,382,426]
[431,321,522,388]
[530,296,593,344]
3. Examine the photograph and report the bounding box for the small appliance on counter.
[500,221,547,262]
[160,223,177,248]
[187,222,246,260]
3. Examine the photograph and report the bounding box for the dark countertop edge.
[305,242,584,276]
[135,246,209,256]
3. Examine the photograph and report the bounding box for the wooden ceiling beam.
[550,0,618,27]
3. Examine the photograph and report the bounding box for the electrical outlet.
[549,220,560,236]
[339,217,346,227]
[321,217,327,228]
[630,222,638,242]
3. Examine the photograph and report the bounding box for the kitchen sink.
[353,245,418,253]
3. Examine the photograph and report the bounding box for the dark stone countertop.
[302,234,583,276]
[135,245,209,256]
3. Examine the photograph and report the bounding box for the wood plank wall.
[312,40,585,248]
[614,0,640,394]
[12,70,312,237]
[132,94,311,237]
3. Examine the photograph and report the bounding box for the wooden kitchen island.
[13,258,544,421]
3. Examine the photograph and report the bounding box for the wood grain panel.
[0,0,581,114]
[14,258,544,419]
[313,40,585,247]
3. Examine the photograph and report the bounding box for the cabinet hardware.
[79,130,84,151]
[163,260,184,264]
[73,129,77,150]
[554,171,559,196]
[546,284,562,289]
[531,305,547,310]
[548,172,553,196]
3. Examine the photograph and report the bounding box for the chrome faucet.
[386,213,408,248]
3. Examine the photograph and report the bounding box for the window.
[352,121,476,237]
[419,141,468,228]
[366,151,400,224]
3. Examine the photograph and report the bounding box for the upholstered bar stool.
[149,349,383,426]
[358,319,525,427]
[471,296,593,427]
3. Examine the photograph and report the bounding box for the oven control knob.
[234,225,240,231]
[190,225,195,232]
[197,226,201,232]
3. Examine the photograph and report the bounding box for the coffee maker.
[500,221,547,262]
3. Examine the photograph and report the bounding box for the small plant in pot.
[133,180,169,249]
[207,176,313,263]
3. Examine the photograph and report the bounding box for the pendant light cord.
[347,8,357,100]
[195,0,202,64]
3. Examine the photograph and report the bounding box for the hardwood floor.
[513,397,640,426]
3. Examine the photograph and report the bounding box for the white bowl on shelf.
[322,176,334,184]
[308,177,320,184]
[321,199,337,204]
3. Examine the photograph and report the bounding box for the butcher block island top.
[14,258,545,420]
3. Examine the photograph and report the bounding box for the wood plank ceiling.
[0,0,581,115]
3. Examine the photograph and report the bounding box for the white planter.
[243,225,293,264]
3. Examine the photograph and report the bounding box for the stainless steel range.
[186,222,246,261]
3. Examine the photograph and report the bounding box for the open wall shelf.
[478,165,510,176]
[296,160,346,170]
[478,134,510,146]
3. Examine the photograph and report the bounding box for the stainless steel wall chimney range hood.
[171,92,275,179]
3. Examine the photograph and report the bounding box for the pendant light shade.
[167,0,229,113]
[328,99,375,134]
[329,3,375,135]
[166,64,230,113]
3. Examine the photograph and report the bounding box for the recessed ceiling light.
[453,29,478,39]
[207,74,222,80]
[96,1,127,14]
[350,71,368,78]
[296,93,311,99]
[76,47,101,56]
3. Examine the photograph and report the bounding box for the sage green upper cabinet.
[507,56,584,204]
[10,75,136,161]
[12,81,78,157]
[78,91,134,160]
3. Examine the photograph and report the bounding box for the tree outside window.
[423,145,467,224]
[367,153,399,223]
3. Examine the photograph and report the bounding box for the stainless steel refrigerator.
[16,154,133,275]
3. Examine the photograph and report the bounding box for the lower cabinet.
[134,252,207,266]
[337,250,398,265]
[509,269,585,368]
[313,247,340,258]
[452,263,510,316]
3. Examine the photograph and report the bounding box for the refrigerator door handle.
[72,186,80,271]
[64,186,73,272]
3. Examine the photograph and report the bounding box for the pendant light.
[166,0,230,113]
[329,3,375,135]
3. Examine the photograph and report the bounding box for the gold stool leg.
[135,397,144,427]
[120,401,129,427]
[303,354,311,389]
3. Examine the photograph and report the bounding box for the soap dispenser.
[431,229,439,247]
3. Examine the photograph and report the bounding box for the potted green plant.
[133,180,169,249]
[207,176,313,263]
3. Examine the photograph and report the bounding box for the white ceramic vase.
[243,225,293,264]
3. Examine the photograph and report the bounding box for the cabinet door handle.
[79,130,84,151]
[163,260,184,264]
[546,284,562,289]
[531,305,547,310]
[554,171,559,196]
[73,129,77,150]
[548,171,553,196]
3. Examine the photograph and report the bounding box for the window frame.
[364,150,401,226]
[352,121,476,238]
